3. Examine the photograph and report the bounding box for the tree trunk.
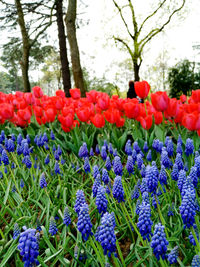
[15,0,31,92]
[133,61,140,81]
[65,0,86,97]
[55,0,71,97]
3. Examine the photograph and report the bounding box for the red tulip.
[123,101,140,119]
[91,113,105,128]
[153,112,163,125]
[116,116,125,127]
[33,106,43,117]
[190,90,200,103]
[104,108,120,124]
[138,115,152,130]
[17,108,32,121]
[44,108,56,123]
[0,103,14,120]
[76,107,91,122]
[151,91,169,112]
[32,86,44,98]
[134,81,150,99]
[56,90,65,98]
[180,94,187,103]
[182,113,196,131]
[86,90,99,103]
[164,98,179,118]
[70,88,81,99]
[61,124,71,132]
[24,93,33,105]
[97,93,110,110]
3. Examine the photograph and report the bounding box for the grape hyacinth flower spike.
[77,203,93,241]
[95,212,116,257]
[18,227,39,266]
[74,190,86,215]
[96,185,108,215]
[112,176,125,203]
[151,223,169,260]
[63,207,71,226]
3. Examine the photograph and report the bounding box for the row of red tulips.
[0,81,200,134]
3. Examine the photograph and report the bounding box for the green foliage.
[168,59,200,98]
[83,67,117,97]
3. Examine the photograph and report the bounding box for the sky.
[1,0,200,92]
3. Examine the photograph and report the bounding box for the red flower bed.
[0,83,200,134]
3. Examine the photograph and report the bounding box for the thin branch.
[112,0,134,39]
[127,0,138,35]
[138,0,167,34]
[30,2,55,48]
[113,36,134,58]
[139,0,186,54]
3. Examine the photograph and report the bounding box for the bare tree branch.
[138,0,167,34]
[112,0,134,39]
[30,2,55,47]
[139,0,186,54]
[127,0,138,35]
[113,36,134,58]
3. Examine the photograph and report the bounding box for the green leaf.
[154,125,163,141]
[0,241,18,266]
[118,131,127,150]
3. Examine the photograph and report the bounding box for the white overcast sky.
[1,0,200,92]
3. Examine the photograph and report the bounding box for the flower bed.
[0,126,200,266]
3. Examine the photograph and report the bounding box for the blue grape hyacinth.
[96,185,108,215]
[93,165,100,179]
[159,165,167,185]
[113,156,123,175]
[95,212,116,257]
[78,143,88,158]
[145,165,158,193]
[175,153,184,171]
[101,146,107,161]
[77,203,93,241]
[1,149,9,165]
[84,157,90,173]
[179,190,196,228]
[105,156,112,171]
[49,217,58,236]
[185,138,194,156]
[137,202,153,241]
[146,149,152,161]
[40,173,47,188]
[112,176,125,203]
[13,223,20,240]
[151,223,169,260]
[74,190,86,215]
[63,207,71,226]
[18,227,39,266]
[167,246,179,265]
[102,168,109,185]
[92,174,101,197]
[126,155,134,175]
[192,255,200,267]
[171,163,179,181]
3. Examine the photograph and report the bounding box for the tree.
[55,0,71,97]
[0,0,54,92]
[168,59,200,98]
[112,0,186,81]
[39,47,63,95]
[65,0,86,96]
[0,37,53,91]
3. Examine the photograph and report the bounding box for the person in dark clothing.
[127,80,137,99]
[127,80,144,103]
